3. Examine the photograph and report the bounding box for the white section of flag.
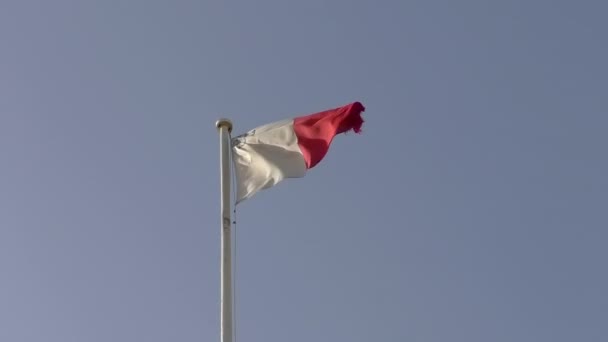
[231,119,307,203]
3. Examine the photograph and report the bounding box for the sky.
[1,1,607,341]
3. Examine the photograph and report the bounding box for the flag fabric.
[231,101,366,203]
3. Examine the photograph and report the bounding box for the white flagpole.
[216,118,233,342]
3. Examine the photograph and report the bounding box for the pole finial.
[216,118,233,133]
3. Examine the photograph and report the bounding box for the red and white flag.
[232,101,366,203]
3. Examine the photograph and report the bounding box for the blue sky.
[1,1,606,341]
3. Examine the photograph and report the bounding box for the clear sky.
[1,1,607,341]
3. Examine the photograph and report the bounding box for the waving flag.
[232,101,366,203]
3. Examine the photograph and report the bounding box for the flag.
[231,101,365,203]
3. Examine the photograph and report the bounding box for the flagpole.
[216,118,233,342]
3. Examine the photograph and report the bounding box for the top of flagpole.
[216,118,233,133]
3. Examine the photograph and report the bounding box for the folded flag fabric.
[231,101,366,203]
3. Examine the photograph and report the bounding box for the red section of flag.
[293,101,365,169]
